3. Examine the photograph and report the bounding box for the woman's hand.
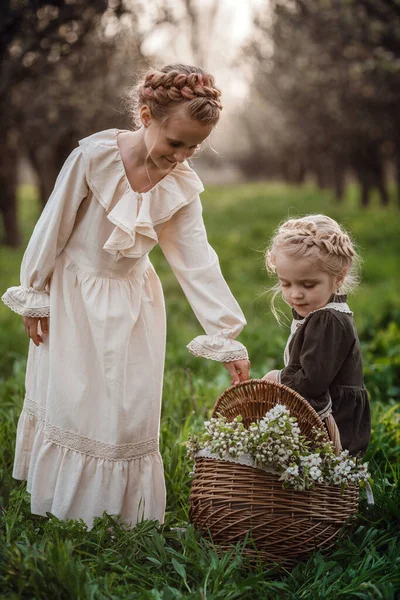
[22,316,49,346]
[262,370,279,382]
[223,359,251,386]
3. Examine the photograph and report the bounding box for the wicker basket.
[189,379,359,568]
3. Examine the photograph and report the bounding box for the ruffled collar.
[79,129,204,259]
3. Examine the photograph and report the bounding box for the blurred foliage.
[362,318,400,403]
[238,0,400,207]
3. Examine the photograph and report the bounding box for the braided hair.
[127,64,222,127]
[266,214,361,297]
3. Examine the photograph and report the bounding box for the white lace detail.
[44,423,159,461]
[24,397,46,422]
[1,289,50,317]
[187,339,249,362]
[22,398,159,461]
[317,397,333,420]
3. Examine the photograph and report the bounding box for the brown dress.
[278,295,371,455]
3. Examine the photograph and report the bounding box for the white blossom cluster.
[185,405,371,492]
[186,414,251,461]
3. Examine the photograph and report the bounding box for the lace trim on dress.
[2,288,50,318]
[187,339,249,362]
[23,398,159,461]
[24,397,46,422]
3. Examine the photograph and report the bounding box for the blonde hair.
[126,64,222,128]
[266,214,361,321]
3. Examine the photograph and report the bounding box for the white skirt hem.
[13,410,166,529]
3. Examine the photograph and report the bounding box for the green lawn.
[0,182,399,599]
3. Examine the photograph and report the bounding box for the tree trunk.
[27,145,59,207]
[374,158,389,207]
[359,178,370,208]
[333,160,345,202]
[377,179,389,207]
[0,126,20,247]
[314,160,329,190]
[26,137,73,207]
[395,150,400,208]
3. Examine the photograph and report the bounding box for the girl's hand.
[262,370,279,382]
[223,359,251,386]
[22,316,49,346]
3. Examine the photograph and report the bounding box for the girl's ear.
[140,105,152,128]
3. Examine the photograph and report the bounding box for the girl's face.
[140,105,213,171]
[274,252,344,317]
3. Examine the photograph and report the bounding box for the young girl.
[2,64,250,528]
[263,215,371,456]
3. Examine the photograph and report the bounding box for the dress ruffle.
[13,409,166,529]
[187,333,249,362]
[1,286,50,317]
[79,129,204,259]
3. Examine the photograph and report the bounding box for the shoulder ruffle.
[78,129,204,259]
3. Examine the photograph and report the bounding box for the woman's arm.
[158,195,250,384]
[2,147,88,344]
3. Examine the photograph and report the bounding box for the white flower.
[286,465,299,476]
[187,405,371,492]
[310,467,322,480]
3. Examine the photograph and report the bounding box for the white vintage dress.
[2,129,248,528]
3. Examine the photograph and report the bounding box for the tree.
[14,12,148,206]
[241,0,400,206]
[0,0,115,246]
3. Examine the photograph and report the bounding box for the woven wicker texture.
[189,379,359,568]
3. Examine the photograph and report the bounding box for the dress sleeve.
[2,147,88,317]
[158,195,248,362]
[279,311,354,414]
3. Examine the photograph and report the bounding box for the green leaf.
[171,558,186,580]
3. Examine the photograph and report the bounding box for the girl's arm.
[278,311,354,415]
[158,195,250,384]
[2,147,88,328]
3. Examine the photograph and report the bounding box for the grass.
[0,181,399,598]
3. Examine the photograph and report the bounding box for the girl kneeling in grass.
[263,214,371,455]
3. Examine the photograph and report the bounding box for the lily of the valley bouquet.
[186,404,372,492]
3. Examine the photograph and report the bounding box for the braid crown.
[140,69,222,109]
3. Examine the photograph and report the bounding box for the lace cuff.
[2,286,50,317]
[317,397,332,420]
[187,333,248,362]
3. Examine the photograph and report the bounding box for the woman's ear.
[140,105,152,128]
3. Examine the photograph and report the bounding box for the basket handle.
[324,414,342,455]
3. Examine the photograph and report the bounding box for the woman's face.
[140,105,213,171]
